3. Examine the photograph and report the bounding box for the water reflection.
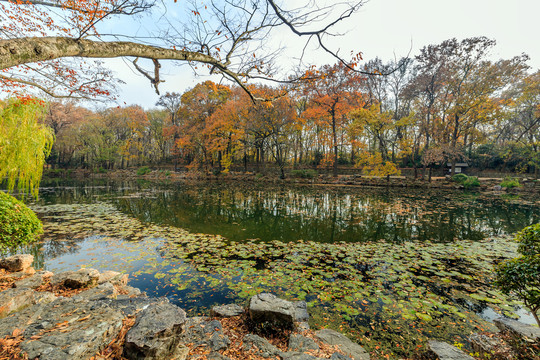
[109,183,538,243]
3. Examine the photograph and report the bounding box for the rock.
[288,334,319,352]
[493,185,502,191]
[98,270,128,285]
[20,298,126,360]
[494,317,540,343]
[0,288,36,317]
[51,268,100,289]
[124,302,187,360]
[209,331,231,351]
[73,282,118,301]
[468,333,499,357]
[314,329,370,360]
[117,284,143,298]
[331,353,353,360]
[211,303,244,317]
[427,341,475,359]
[15,271,53,289]
[0,254,34,272]
[280,353,319,360]
[294,301,309,323]
[243,333,281,358]
[180,318,229,352]
[249,293,309,327]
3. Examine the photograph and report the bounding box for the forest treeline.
[44,37,540,178]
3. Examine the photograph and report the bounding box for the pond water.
[9,178,540,358]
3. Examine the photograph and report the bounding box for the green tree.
[0,97,54,198]
[495,223,540,326]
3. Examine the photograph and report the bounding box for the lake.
[10,178,540,358]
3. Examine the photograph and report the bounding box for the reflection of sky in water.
[40,235,240,315]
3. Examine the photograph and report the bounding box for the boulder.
[242,333,281,358]
[211,303,244,317]
[19,298,126,360]
[330,353,353,360]
[0,254,34,272]
[179,318,230,352]
[15,271,53,289]
[427,341,475,360]
[314,329,370,360]
[280,353,319,360]
[249,293,309,327]
[124,302,187,360]
[98,270,128,286]
[72,282,118,301]
[288,334,319,352]
[467,333,499,357]
[494,317,540,343]
[51,268,100,289]
[0,288,36,317]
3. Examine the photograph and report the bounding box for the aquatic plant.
[500,177,520,189]
[137,166,152,176]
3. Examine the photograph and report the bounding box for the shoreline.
[43,168,540,193]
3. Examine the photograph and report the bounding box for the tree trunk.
[332,112,338,177]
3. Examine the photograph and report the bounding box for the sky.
[103,0,540,108]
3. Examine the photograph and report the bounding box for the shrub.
[500,177,520,188]
[0,191,43,248]
[136,166,152,176]
[165,171,171,177]
[463,176,480,189]
[291,169,318,179]
[495,223,540,326]
[451,173,468,183]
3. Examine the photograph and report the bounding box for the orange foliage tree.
[302,62,366,176]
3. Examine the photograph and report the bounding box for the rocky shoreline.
[0,254,538,360]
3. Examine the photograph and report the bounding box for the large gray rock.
[249,293,309,327]
[280,353,319,360]
[0,290,160,360]
[51,268,100,289]
[15,270,53,289]
[72,282,118,301]
[467,333,499,357]
[211,303,244,317]
[494,317,540,343]
[243,333,281,358]
[2,296,126,360]
[0,288,54,317]
[427,341,475,360]
[98,270,128,286]
[314,329,370,360]
[288,334,319,352]
[180,318,230,352]
[0,254,34,272]
[124,302,187,359]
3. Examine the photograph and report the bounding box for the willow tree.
[0,97,54,198]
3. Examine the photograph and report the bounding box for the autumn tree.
[1,0,366,101]
[303,62,365,176]
[177,81,232,170]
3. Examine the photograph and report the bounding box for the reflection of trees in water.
[115,185,539,243]
[1,237,81,270]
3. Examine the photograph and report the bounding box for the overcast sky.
[106,0,540,109]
